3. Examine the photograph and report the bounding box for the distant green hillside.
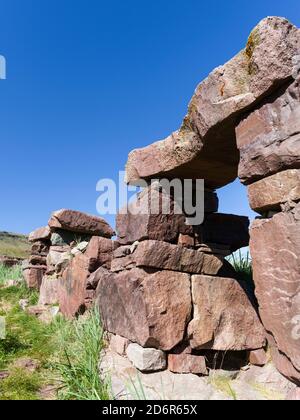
[0,231,30,259]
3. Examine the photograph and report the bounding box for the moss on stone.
[245,28,260,60]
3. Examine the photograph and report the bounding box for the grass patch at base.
[53,307,110,400]
[0,264,110,400]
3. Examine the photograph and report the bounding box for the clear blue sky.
[0,0,299,234]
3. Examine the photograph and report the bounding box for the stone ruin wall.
[24,17,300,385]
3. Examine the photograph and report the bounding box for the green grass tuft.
[0,264,110,400]
[53,307,110,400]
[228,250,252,283]
[227,250,257,307]
[0,264,23,287]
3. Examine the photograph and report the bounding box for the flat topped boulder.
[29,226,51,243]
[125,17,300,189]
[111,240,224,276]
[48,209,114,238]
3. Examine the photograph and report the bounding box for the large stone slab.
[238,77,300,184]
[38,276,59,306]
[116,184,194,245]
[23,266,46,289]
[48,209,114,238]
[111,240,224,275]
[84,236,117,271]
[97,268,192,351]
[188,275,266,351]
[248,169,300,213]
[266,333,300,386]
[57,254,91,319]
[126,17,300,189]
[250,205,300,383]
[29,226,51,243]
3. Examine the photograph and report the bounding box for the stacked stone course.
[98,184,266,374]
[24,209,116,319]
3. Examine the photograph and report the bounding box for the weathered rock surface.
[126,344,167,372]
[29,226,51,243]
[31,241,49,257]
[58,254,90,319]
[116,184,194,245]
[267,333,300,386]
[71,241,89,255]
[109,334,130,356]
[85,236,117,271]
[188,275,266,351]
[100,351,230,400]
[111,240,224,275]
[29,255,47,266]
[98,350,298,400]
[38,276,59,306]
[98,268,192,351]
[168,353,208,375]
[46,246,71,273]
[86,266,109,290]
[286,388,300,400]
[126,17,300,189]
[250,205,300,383]
[231,363,297,401]
[248,169,300,213]
[249,349,268,367]
[238,77,300,184]
[23,266,46,289]
[178,234,195,248]
[101,351,297,400]
[48,209,114,238]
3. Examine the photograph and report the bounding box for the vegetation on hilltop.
[0,232,30,259]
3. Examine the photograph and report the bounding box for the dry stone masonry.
[26,16,300,390]
[121,16,300,384]
[24,210,116,319]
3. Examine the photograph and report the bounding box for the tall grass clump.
[227,249,257,306]
[1,266,109,400]
[0,264,23,286]
[228,250,252,283]
[53,307,110,400]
